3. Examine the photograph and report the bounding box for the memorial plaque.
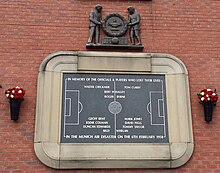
[61,73,169,143]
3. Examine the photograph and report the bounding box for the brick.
[0,0,220,172]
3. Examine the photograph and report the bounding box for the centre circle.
[108,101,122,115]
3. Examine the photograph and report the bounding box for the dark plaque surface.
[61,73,169,143]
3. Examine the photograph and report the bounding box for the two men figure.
[87,5,142,46]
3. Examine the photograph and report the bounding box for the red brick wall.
[0,0,220,172]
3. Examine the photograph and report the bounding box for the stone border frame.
[34,51,193,169]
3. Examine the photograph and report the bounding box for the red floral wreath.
[198,89,218,103]
[5,86,25,99]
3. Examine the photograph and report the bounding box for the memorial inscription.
[61,73,169,143]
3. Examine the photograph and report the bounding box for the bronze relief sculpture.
[87,4,103,45]
[127,6,142,45]
[86,5,143,50]
[102,13,128,45]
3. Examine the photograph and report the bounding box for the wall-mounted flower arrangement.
[198,88,218,122]
[5,86,25,121]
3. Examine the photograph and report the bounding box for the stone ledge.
[86,44,144,50]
